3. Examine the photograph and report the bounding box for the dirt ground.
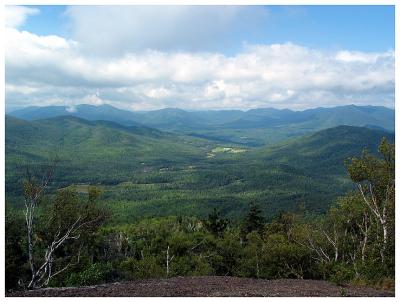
[7,276,394,297]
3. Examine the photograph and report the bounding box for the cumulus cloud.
[5,5,39,28]
[64,5,268,56]
[5,23,395,111]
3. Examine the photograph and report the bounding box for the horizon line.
[6,103,395,114]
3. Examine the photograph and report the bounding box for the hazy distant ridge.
[9,104,394,131]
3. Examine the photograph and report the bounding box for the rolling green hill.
[5,115,214,194]
[252,125,393,176]
[9,104,394,146]
[5,115,393,223]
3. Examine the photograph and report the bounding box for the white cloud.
[80,93,104,106]
[143,87,172,99]
[66,105,77,113]
[334,50,391,63]
[5,26,395,111]
[64,6,268,56]
[5,5,39,28]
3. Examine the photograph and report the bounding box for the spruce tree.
[241,203,265,236]
[204,208,228,237]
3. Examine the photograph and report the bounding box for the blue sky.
[5,5,395,111]
[20,5,395,54]
[20,5,69,37]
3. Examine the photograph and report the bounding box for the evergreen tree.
[204,208,228,237]
[241,203,265,236]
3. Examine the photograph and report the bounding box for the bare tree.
[322,222,339,262]
[23,161,57,289]
[293,224,333,264]
[165,245,175,278]
[23,161,107,289]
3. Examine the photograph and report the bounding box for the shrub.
[66,262,114,286]
[120,256,164,279]
[328,263,355,286]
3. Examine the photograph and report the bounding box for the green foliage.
[328,263,355,286]
[211,232,242,276]
[40,187,110,246]
[5,183,109,290]
[241,203,265,236]
[190,255,214,276]
[345,138,395,277]
[237,231,263,278]
[120,256,164,279]
[347,137,394,185]
[260,233,311,279]
[5,205,29,290]
[66,263,114,286]
[203,208,229,237]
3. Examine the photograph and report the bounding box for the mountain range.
[9,104,394,146]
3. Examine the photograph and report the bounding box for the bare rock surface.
[7,276,394,297]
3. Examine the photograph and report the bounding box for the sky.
[5,5,395,111]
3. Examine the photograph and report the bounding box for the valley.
[5,105,394,223]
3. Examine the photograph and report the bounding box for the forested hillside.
[5,115,212,196]
[6,115,393,221]
[9,104,394,146]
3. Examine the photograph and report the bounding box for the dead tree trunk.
[322,223,339,262]
[166,245,174,278]
[27,215,99,289]
[23,164,55,289]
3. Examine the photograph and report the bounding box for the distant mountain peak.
[8,104,394,142]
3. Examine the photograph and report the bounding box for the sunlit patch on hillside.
[207,146,247,158]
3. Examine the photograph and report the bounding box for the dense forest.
[5,134,395,291]
[5,115,394,221]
